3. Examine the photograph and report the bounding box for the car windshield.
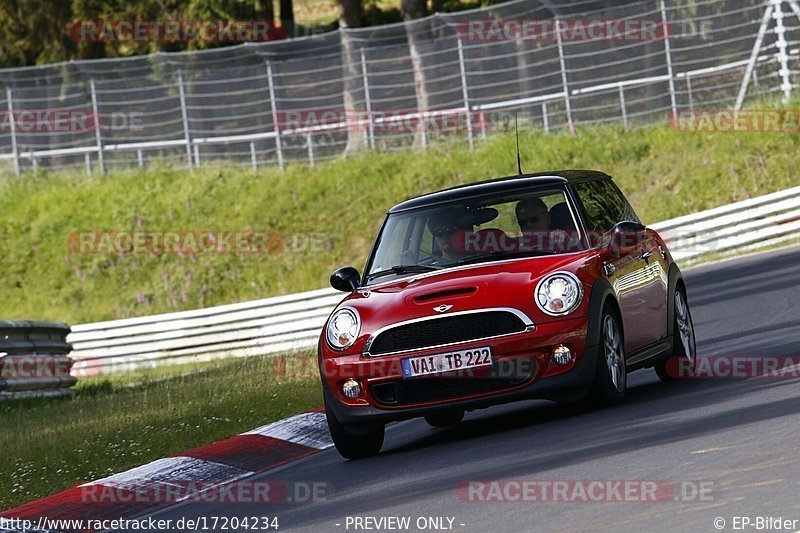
[365,188,585,283]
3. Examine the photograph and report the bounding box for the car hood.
[332,253,597,350]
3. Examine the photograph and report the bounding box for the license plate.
[401,347,493,378]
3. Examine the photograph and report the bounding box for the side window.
[608,181,640,224]
[573,179,640,238]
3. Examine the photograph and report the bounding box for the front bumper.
[321,317,596,427]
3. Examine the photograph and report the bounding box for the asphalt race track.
[144,246,800,533]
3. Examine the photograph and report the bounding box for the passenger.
[515,197,551,232]
[516,197,553,253]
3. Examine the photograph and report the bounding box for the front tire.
[586,307,627,406]
[325,398,384,459]
[655,287,697,381]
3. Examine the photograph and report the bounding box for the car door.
[572,178,667,353]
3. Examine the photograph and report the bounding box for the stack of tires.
[0,321,75,399]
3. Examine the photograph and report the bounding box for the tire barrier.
[0,321,75,399]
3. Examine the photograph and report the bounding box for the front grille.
[370,366,534,406]
[367,310,528,356]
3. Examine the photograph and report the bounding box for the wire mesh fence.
[0,0,797,175]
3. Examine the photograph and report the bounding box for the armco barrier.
[68,288,341,376]
[0,321,76,398]
[651,185,800,262]
[68,186,800,375]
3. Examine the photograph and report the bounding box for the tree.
[0,0,284,68]
[338,0,361,29]
[400,0,426,19]
[400,0,429,148]
[279,0,294,38]
[0,0,75,67]
[338,0,364,155]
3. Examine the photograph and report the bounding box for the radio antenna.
[515,111,523,175]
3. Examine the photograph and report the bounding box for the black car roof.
[388,169,611,213]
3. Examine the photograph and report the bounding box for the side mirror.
[610,221,646,257]
[330,266,361,292]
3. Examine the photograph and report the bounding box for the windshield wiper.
[456,250,542,266]
[366,264,441,282]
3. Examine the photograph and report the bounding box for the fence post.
[360,49,375,149]
[89,79,105,173]
[84,152,92,176]
[137,149,144,168]
[250,142,258,173]
[554,19,575,134]
[177,71,193,169]
[542,102,549,133]
[420,111,428,148]
[306,133,315,166]
[6,88,19,176]
[618,84,628,128]
[773,0,792,104]
[735,2,774,111]
[456,37,474,150]
[266,61,284,170]
[660,0,678,123]
[686,74,694,111]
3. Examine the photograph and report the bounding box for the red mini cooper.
[320,170,696,459]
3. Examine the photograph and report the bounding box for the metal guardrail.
[69,289,341,376]
[68,187,800,375]
[0,321,75,398]
[651,185,800,262]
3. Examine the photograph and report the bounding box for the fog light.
[342,379,361,399]
[553,345,573,366]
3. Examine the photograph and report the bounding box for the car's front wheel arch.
[585,277,622,352]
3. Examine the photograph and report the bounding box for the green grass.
[2,116,800,324]
[0,353,320,510]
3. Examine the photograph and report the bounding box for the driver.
[427,208,471,263]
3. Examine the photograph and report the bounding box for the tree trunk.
[401,0,427,19]
[280,0,295,38]
[339,0,364,156]
[255,0,275,25]
[401,0,429,149]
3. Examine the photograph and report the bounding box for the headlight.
[326,308,361,350]
[535,272,583,316]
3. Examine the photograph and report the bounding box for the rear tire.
[325,398,384,459]
[586,307,627,406]
[655,287,697,382]
[424,410,464,428]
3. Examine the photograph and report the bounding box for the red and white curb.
[0,410,332,530]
